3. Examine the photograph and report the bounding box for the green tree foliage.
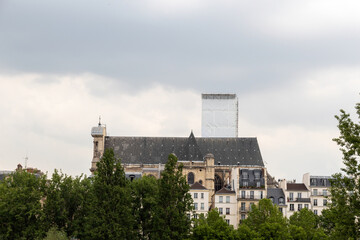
[322,102,360,239]
[130,175,159,240]
[152,153,193,240]
[85,148,136,239]
[289,208,327,240]
[191,210,237,240]
[242,198,290,239]
[43,227,68,240]
[0,170,46,239]
[43,170,92,238]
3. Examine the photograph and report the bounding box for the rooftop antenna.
[98,116,101,126]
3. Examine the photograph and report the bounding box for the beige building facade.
[90,122,268,228]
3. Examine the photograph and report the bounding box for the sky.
[1,0,360,181]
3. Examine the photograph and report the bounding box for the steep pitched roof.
[267,188,285,205]
[287,183,308,191]
[190,182,207,190]
[105,132,264,166]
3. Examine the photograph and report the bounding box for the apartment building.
[214,187,238,228]
[189,182,210,219]
[279,180,311,218]
[303,173,331,215]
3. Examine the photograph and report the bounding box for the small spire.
[98,116,101,126]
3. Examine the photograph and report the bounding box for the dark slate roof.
[216,187,236,194]
[287,183,308,191]
[310,176,332,187]
[267,188,286,205]
[190,182,207,190]
[105,132,264,166]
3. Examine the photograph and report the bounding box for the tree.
[43,227,68,240]
[85,148,136,239]
[191,210,238,240]
[0,170,47,239]
[130,175,159,240]
[151,153,193,240]
[289,208,327,240]
[323,102,360,239]
[43,170,92,238]
[242,198,290,239]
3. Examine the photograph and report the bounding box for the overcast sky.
[1,0,360,181]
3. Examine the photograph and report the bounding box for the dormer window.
[242,171,248,179]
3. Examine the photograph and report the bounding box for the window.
[314,210,318,215]
[226,208,230,215]
[279,197,284,204]
[219,196,223,203]
[129,175,135,182]
[215,174,223,192]
[279,207,283,213]
[298,204,302,211]
[199,180,203,185]
[241,202,246,211]
[241,191,245,199]
[194,214,198,219]
[269,197,274,203]
[226,219,230,225]
[250,203,254,210]
[241,214,246,220]
[297,193,302,199]
[256,181,261,188]
[260,191,263,199]
[201,193,204,199]
[255,171,260,179]
[323,199,327,206]
[188,172,194,184]
[194,193,198,199]
[305,204,309,209]
[242,171,248,179]
[250,191,254,199]
[314,199,318,206]
[243,181,248,187]
[290,193,294,201]
[290,204,294,211]
[201,203,204,210]
[226,196,230,203]
[194,203,198,210]
[313,189,318,196]
[219,208,223,214]
[323,189,327,196]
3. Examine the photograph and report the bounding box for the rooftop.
[216,187,236,194]
[287,183,308,191]
[105,132,264,166]
[190,182,208,190]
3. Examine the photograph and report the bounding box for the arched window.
[279,197,284,204]
[199,180,203,185]
[215,174,223,192]
[188,172,195,184]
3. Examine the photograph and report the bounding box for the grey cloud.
[1,0,360,94]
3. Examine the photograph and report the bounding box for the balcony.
[238,194,263,200]
[239,207,251,213]
[287,198,311,203]
[239,178,265,189]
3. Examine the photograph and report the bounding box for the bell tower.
[90,117,106,174]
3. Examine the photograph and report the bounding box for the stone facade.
[90,123,268,228]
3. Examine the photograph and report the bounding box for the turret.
[90,119,106,174]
